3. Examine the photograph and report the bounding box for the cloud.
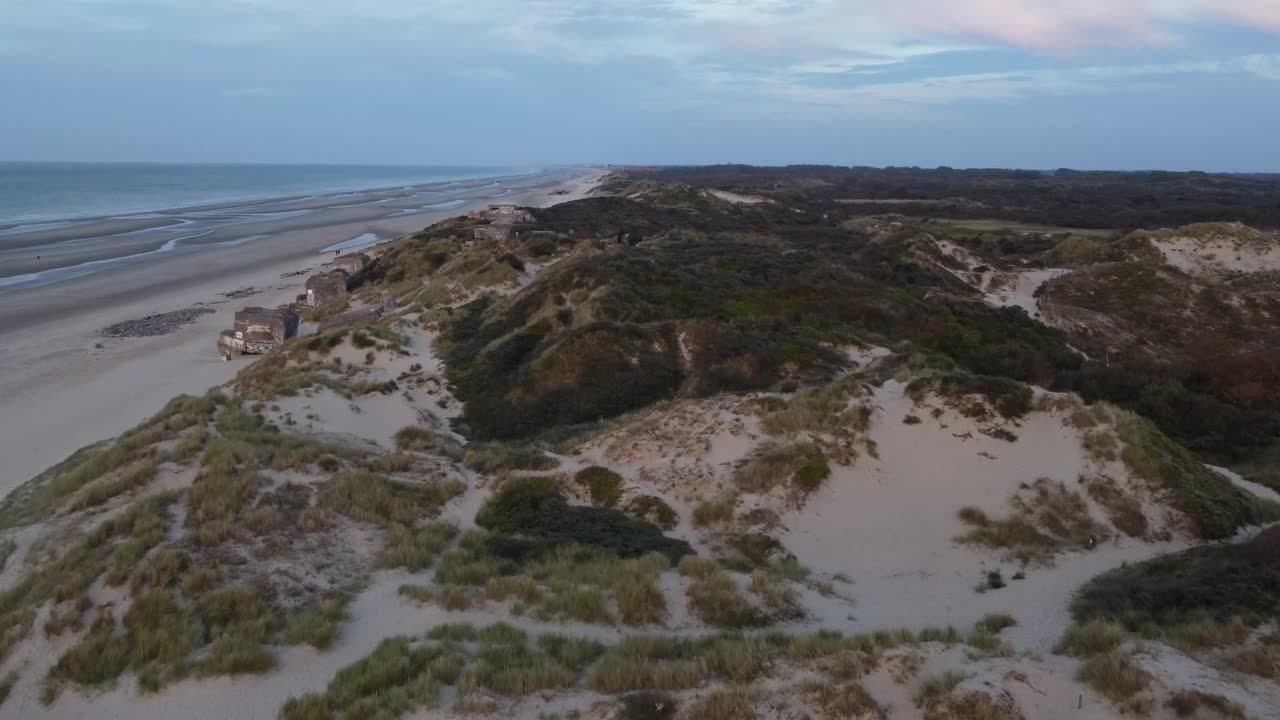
[1241,54,1280,81]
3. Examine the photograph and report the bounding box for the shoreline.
[0,169,570,286]
[0,168,607,498]
[0,162,542,229]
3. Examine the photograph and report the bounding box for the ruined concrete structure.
[305,270,349,307]
[473,225,512,243]
[217,307,299,359]
[333,252,370,275]
[480,204,535,225]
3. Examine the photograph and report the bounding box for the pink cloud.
[883,0,1172,49]
[715,26,788,55]
[879,0,1280,50]
[1209,0,1280,31]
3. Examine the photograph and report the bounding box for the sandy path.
[0,170,606,497]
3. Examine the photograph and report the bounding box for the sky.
[1,1,1279,171]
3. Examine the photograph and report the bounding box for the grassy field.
[932,218,1119,238]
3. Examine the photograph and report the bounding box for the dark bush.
[476,477,692,562]
[1072,526,1280,628]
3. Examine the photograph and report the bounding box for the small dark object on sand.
[102,307,215,338]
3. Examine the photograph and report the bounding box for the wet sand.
[0,168,606,496]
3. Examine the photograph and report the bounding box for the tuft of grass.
[463,443,557,474]
[1166,690,1246,719]
[681,562,771,629]
[129,547,190,595]
[615,578,668,627]
[915,670,969,707]
[733,442,830,497]
[380,521,457,571]
[748,571,801,620]
[957,479,1108,564]
[1076,651,1150,703]
[1056,619,1126,657]
[537,634,606,671]
[196,635,276,677]
[70,459,160,511]
[588,637,708,694]
[278,635,441,720]
[761,379,870,438]
[1227,645,1279,679]
[575,466,625,507]
[685,687,757,720]
[692,493,736,528]
[975,612,1017,634]
[317,471,463,527]
[1083,476,1148,538]
[626,495,678,530]
[803,681,885,719]
[284,595,351,650]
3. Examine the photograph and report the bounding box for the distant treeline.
[636,164,1280,229]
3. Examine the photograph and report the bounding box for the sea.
[0,162,532,225]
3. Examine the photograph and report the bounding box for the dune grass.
[692,492,737,528]
[284,595,352,650]
[732,442,830,497]
[317,471,463,527]
[1076,651,1150,703]
[0,393,220,529]
[915,670,969,707]
[575,466,625,507]
[685,687,757,720]
[379,522,457,571]
[278,623,606,719]
[679,557,771,629]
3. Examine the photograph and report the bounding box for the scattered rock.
[101,307,215,338]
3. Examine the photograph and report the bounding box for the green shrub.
[627,495,678,530]
[476,477,691,562]
[1114,411,1279,539]
[575,466,625,507]
[1071,526,1280,631]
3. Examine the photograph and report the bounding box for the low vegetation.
[574,466,625,507]
[1071,525,1280,636]
[475,476,691,562]
[732,442,830,499]
[957,478,1107,564]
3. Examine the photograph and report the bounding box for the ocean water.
[0,162,532,225]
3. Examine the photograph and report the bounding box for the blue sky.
[1,1,1278,170]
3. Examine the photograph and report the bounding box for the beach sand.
[0,169,606,497]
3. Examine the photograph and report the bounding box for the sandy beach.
[0,168,606,497]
